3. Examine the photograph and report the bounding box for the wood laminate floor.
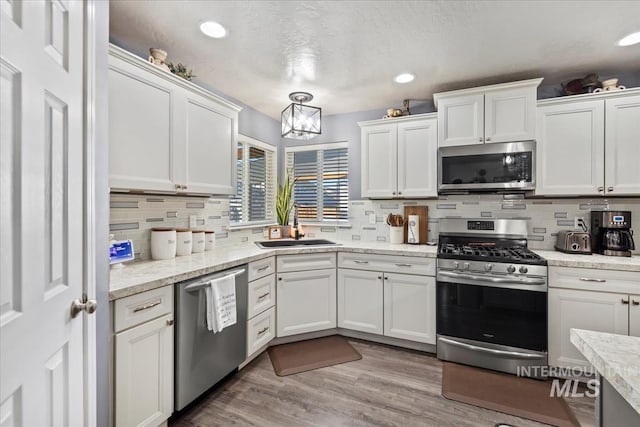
[170,339,595,427]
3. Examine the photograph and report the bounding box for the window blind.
[285,143,348,222]
[230,138,276,224]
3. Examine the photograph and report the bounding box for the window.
[230,135,277,225]
[285,142,348,222]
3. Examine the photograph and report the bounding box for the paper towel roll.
[408,215,420,244]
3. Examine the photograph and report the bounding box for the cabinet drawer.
[114,286,173,333]
[549,267,640,294]
[247,306,275,357]
[248,274,275,319]
[248,256,275,281]
[338,252,435,276]
[277,253,337,273]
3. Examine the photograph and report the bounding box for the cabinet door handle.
[607,186,614,192]
[384,276,389,280]
[486,137,491,142]
[392,191,396,195]
[354,260,369,264]
[175,184,181,190]
[257,292,270,301]
[395,263,413,268]
[257,326,269,335]
[622,299,630,305]
[579,277,606,283]
[598,186,604,192]
[378,276,382,280]
[632,300,639,306]
[132,300,161,313]
[479,137,483,142]
[166,319,174,326]
[278,277,282,281]
[398,191,402,195]
[257,265,270,271]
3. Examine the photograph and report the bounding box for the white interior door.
[1,1,88,426]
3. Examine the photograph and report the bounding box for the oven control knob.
[484,263,493,271]
[519,266,528,274]
[453,261,459,269]
[463,262,470,270]
[507,265,516,273]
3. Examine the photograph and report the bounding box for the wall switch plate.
[369,213,377,224]
[189,215,197,229]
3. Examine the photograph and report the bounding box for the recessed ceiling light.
[200,21,227,39]
[394,73,415,84]
[618,31,640,46]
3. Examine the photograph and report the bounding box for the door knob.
[70,293,97,318]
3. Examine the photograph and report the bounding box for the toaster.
[554,230,592,254]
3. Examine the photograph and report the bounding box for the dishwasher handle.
[184,268,246,293]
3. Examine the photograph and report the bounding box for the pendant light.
[281,92,321,140]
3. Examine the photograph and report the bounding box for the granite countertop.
[109,240,438,300]
[534,250,640,272]
[570,329,640,414]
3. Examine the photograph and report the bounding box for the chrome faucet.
[292,204,304,240]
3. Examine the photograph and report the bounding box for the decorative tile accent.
[365,210,374,215]
[551,233,558,236]
[351,201,365,205]
[481,211,493,217]
[462,201,480,205]
[307,232,316,238]
[376,236,387,242]
[109,222,139,231]
[146,197,164,203]
[428,218,440,223]
[216,232,229,239]
[362,226,376,230]
[533,227,547,234]
[208,199,222,204]
[352,235,361,240]
[221,211,229,217]
[379,203,399,209]
[503,194,525,200]
[110,201,139,209]
[167,211,178,218]
[580,203,609,210]
[502,203,526,210]
[528,235,545,241]
[252,228,264,234]
[437,203,457,209]
[554,212,568,218]
[532,200,553,205]
[557,219,575,226]
[241,237,249,242]
[145,218,164,222]
[403,201,418,205]
[209,215,222,219]
[186,202,205,209]
[320,227,337,233]
[444,215,463,218]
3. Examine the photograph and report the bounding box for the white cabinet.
[434,78,542,147]
[536,91,640,196]
[108,44,240,195]
[246,259,276,359]
[548,266,640,370]
[337,253,436,344]
[276,268,337,337]
[384,273,436,344]
[337,269,383,334]
[360,115,438,198]
[114,286,174,427]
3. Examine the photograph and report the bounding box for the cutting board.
[403,206,428,244]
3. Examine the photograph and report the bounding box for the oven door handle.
[438,337,544,360]
[438,270,546,286]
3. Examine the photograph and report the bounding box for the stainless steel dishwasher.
[174,265,248,411]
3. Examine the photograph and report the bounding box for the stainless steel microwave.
[438,140,536,192]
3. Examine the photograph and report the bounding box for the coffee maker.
[590,211,635,257]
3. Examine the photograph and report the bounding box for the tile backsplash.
[110,193,640,260]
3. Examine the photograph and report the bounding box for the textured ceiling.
[109,0,640,119]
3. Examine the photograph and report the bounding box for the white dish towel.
[204,273,237,333]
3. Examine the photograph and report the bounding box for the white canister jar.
[192,230,206,253]
[150,228,177,260]
[205,231,216,251]
[176,229,193,256]
[389,226,404,245]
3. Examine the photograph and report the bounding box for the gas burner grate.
[439,244,545,263]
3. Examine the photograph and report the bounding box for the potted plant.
[276,171,295,237]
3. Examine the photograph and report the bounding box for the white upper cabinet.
[536,90,640,196]
[360,115,438,198]
[108,44,240,195]
[604,94,640,195]
[434,78,542,147]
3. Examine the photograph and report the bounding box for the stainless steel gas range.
[436,218,548,378]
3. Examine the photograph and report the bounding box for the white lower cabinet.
[384,273,436,344]
[247,307,276,356]
[337,269,383,334]
[276,268,337,337]
[245,259,276,359]
[113,286,174,427]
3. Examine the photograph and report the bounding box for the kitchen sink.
[255,239,340,248]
